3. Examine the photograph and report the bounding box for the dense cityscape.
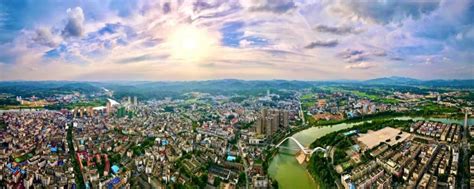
[0,80,473,189]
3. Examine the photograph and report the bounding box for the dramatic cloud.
[345,62,375,70]
[332,0,441,24]
[0,0,472,80]
[162,2,171,14]
[338,48,389,63]
[241,0,296,13]
[62,7,85,37]
[314,25,361,35]
[338,49,366,62]
[305,39,338,48]
[34,27,61,47]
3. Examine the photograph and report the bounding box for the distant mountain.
[128,79,320,91]
[364,76,421,85]
[0,81,101,97]
[364,76,473,88]
[0,78,472,99]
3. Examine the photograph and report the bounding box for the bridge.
[273,137,327,155]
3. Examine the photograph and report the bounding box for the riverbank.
[272,111,449,145]
[268,115,473,189]
[307,117,473,188]
[268,122,358,189]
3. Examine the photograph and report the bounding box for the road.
[298,100,305,124]
[238,140,249,189]
[460,110,470,189]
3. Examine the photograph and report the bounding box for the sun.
[168,25,217,62]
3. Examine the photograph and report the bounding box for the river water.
[268,116,474,189]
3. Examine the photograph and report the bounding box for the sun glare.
[168,25,217,62]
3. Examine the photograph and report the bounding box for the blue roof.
[226,155,237,161]
[108,177,121,189]
[111,165,120,174]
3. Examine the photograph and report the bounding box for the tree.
[238,173,246,185]
[213,177,221,187]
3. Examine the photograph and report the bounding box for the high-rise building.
[128,96,132,104]
[265,117,273,137]
[106,101,112,115]
[134,96,138,105]
[79,107,83,117]
[271,114,279,134]
[254,108,289,137]
[88,106,94,117]
[255,118,263,134]
[261,108,268,118]
[73,107,78,118]
[282,110,289,128]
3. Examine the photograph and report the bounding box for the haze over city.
[0,0,473,80]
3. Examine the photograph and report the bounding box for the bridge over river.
[272,136,329,158]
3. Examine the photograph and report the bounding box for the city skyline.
[0,0,473,81]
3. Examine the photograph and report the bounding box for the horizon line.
[0,77,473,83]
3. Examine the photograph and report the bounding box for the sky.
[0,0,472,81]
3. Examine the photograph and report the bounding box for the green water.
[268,116,474,189]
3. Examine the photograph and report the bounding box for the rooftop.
[357,127,411,150]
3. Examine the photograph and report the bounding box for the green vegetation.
[308,118,415,187]
[115,106,135,118]
[67,124,85,189]
[13,152,34,163]
[415,102,460,115]
[213,177,222,186]
[45,100,106,110]
[308,152,338,189]
[164,106,175,112]
[0,81,101,99]
[174,152,210,188]
[0,120,6,130]
[0,105,44,110]
[0,98,20,106]
[130,137,156,156]
[239,121,254,129]
[238,172,246,186]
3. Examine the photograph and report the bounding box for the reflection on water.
[268,116,473,189]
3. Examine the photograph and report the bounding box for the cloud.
[337,48,390,63]
[371,49,387,57]
[242,0,296,13]
[346,54,368,63]
[338,48,367,62]
[34,27,61,47]
[332,1,440,24]
[339,49,364,57]
[390,57,404,61]
[162,2,171,14]
[193,0,218,13]
[62,7,85,37]
[116,54,170,64]
[0,0,473,80]
[305,39,338,48]
[345,62,375,69]
[314,24,362,35]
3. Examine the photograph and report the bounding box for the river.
[268,116,474,189]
